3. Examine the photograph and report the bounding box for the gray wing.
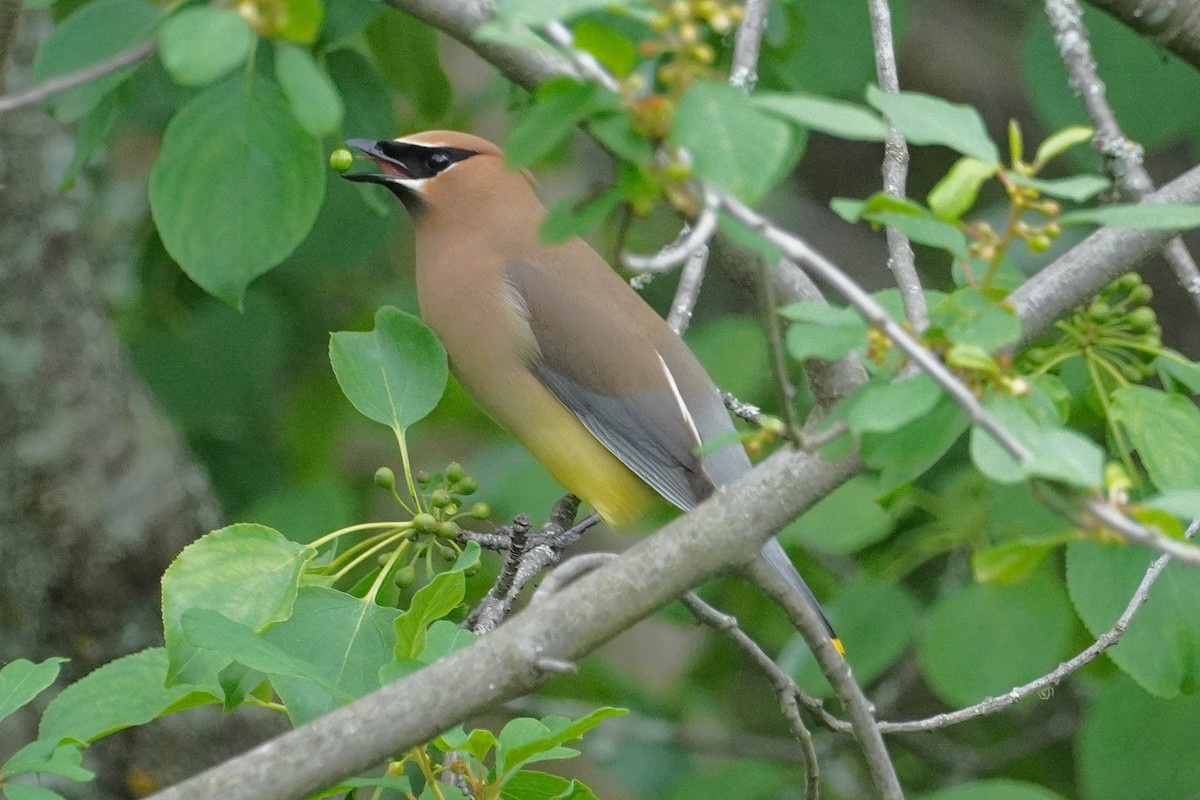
[505,259,742,510]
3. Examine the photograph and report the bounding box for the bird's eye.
[427,152,452,172]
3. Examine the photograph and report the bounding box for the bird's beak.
[341,138,412,186]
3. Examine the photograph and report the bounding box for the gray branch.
[866,0,925,330]
[729,0,770,91]
[1047,0,1200,310]
[0,39,154,115]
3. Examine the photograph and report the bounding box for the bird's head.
[341,131,510,217]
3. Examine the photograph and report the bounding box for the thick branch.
[0,40,154,114]
[1047,0,1200,309]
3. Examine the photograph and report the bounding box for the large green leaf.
[1110,386,1200,491]
[394,542,481,659]
[917,566,1075,706]
[31,0,164,121]
[0,659,65,727]
[149,74,325,307]
[507,78,620,167]
[860,394,969,492]
[261,587,400,725]
[327,48,398,139]
[779,474,893,555]
[161,524,315,686]
[364,9,453,121]
[500,771,597,800]
[1067,540,1200,697]
[329,306,449,433]
[1079,675,1200,800]
[38,649,216,745]
[866,87,999,162]
[781,301,867,362]
[1059,203,1200,229]
[671,80,796,204]
[275,41,344,136]
[970,393,1103,489]
[754,92,888,141]
[495,708,627,778]
[158,7,255,87]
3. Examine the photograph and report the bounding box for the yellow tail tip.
[831,637,846,657]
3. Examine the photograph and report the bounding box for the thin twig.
[681,593,821,800]
[542,20,619,91]
[729,0,770,91]
[1044,0,1200,312]
[665,242,708,335]
[0,39,154,114]
[718,191,1033,465]
[622,190,720,272]
[759,258,805,444]
[722,390,764,425]
[865,0,925,330]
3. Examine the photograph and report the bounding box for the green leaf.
[837,194,971,258]
[946,343,999,374]
[781,302,867,361]
[1068,540,1200,696]
[929,288,1022,351]
[507,78,619,167]
[262,586,401,725]
[792,576,917,696]
[313,775,414,800]
[918,566,1074,706]
[1078,675,1200,800]
[279,0,323,44]
[920,779,1067,800]
[394,542,480,659]
[275,42,344,136]
[866,86,999,162]
[1145,490,1200,520]
[971,537,1067,585]
[927,157,997,221]
[970,393,1104,489]
[31,0,162,121]
[862,394,969,492]
[1006,172,1110,202]
[753,92,888,141]
[496,708,627,778]
[1059,203,1200,229]
[149,74,325,307]
[364,9,453,121]
[587,111,655,164]
[501,771,598,800]
[1,741,92,783]
[846,374,942,435]
[58,86,128,192]
[779,474,893,555]
[1156,355,1200,394]
[671,80,796,204]
[180,608,347,700]
[329,306,449,433]
[492,0,631,25]
[328,47,398,139]
[1110,386,1200,491]
[419,620,478,664]
[0,659,66,726]
[573,19,636,78]
[321,0,384,45]
[1034,124,1094,164]
[541,188,623,243]
[38,649,216,745]
[159,7,255,87]
[161,524,315,686]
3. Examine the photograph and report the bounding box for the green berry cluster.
[1023,272,1161,383]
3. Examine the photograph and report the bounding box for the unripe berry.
[445,462,466,482]
[453,476,478,496]
[393,565,416,588]
[1087,302,1110,322]
[1128,306,1156,332]
[435,520,460,539]
[430,488,453,508]
[374,467,396,490]
[469,501,492,519]
[415,470,432,487]
[329,148,354,173]
[1117,272,1141,291]
[413,513,438,533]
[1129,285,1153,305]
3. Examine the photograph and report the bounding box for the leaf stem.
[309,521,410,551]
[365,539,410,605]
[395,427,424,513]
[330,530,409,583]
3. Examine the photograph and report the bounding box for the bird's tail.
[759,537,844,656]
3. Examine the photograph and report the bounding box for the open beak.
[341,138,411,186]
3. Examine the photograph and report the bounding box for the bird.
[342,131,842,655]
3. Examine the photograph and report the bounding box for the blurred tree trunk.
[0,16,285,799]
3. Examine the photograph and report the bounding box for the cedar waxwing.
[343,131,841,654]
